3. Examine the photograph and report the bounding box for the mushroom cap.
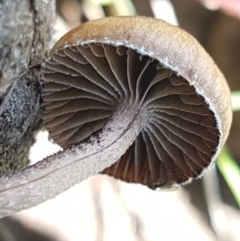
[43,16,232,188]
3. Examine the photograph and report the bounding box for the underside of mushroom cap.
[43,16,232,188]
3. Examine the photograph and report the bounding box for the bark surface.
[0,0,55,175]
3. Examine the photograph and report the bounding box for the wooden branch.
[0,0,55,175]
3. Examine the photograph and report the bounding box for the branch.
[0,0,55,174]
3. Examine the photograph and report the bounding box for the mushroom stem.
[0,101,147,218]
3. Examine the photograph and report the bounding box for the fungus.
[43,16,232,188]
[0,16,232,217]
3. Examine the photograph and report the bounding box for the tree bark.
[0,0,55,175]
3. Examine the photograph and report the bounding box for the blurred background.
[0,0,239,240]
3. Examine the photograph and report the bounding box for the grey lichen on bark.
[0,0,55,175]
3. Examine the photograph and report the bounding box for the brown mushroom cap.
[43,16,232,188]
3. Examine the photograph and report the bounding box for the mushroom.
[43,16,232,187]
[0,16,232,217]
